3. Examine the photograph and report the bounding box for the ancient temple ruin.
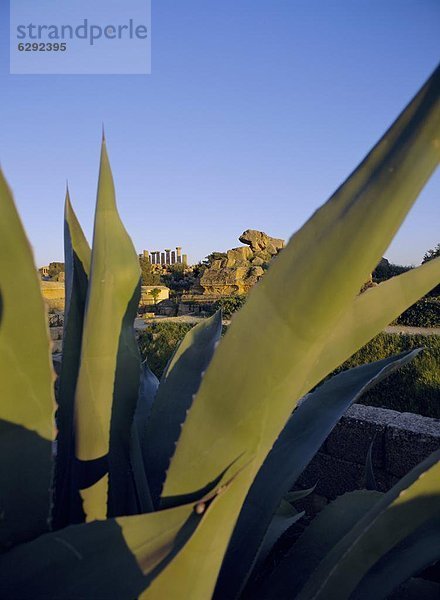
[141,246,188,266]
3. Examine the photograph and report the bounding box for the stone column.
[176,247,182,264]
[171,251,176,264]
[165,249,171,265]
[143,250,150,262]
[182,254,188,266]
[161,252,165,265]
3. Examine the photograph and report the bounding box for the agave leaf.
[388,579,440,600]
[0,500,203,599]
[144,311,223,506]
[352,516,440,600]
[0,169,55,550]
[254,490,383,599]
[298,450,440,600]
[134,361,159,430]
[52,190,91,528]
[160,66,440,596]
[130,361,159,513]
[285,485,317,504]
[254,505,305,575]
[73,139,141,520]
[141,465,250,599]
[365,437,378,491]
[216,350,419,598]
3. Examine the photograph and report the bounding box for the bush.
[138,322,195,377]
[140,324,440,419]
[138,320,229,377]
[372,262,412,283]
[213,295,246,318]
[329,333,440,418]
[395,296,440,327]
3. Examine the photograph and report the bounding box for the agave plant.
[0,66,439,599]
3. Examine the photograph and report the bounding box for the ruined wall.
[41,281,65,311]
[296,404,440,512]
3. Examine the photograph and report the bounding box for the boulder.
[249,266,264,278]
[225,246,253,267]
[196,229,284,297]
[200,266,250,296]
[254,250,272,262]
[210,259,223,270]
[239,229,284,253]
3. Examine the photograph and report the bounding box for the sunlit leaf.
[73,139,141,520]
[160,65,440,596]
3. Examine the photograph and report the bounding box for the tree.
[422,243,440,264]
[48,262,65,278]
[161,264,194,294]
[139,256,161,285]
[422,243,440,296]
[202,252,227,268]
[148,287,161,306]
[372,258,412,283]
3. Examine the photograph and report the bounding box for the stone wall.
[41,281,65,311]
[296,404,440,510]
[140,285,170,305]
[41,282,170,311]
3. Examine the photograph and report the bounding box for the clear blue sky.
[1,1,439,267]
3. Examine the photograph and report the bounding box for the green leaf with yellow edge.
[0,169,55,550]
[52,189,91,529]
[297,450,440,600]
[73,138,141,521]
[159,66,440,596]
[0,499,204,599]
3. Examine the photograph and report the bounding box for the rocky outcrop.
[198,230,284,296]
[239,230,284,254]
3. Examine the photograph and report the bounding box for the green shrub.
[373,262,412,283]
[141,325,440,418]
[212,295,246,318]
[395,296,440,328]
[138,322,195,378]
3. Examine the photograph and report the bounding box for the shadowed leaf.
[216,350,419,598]
[144,311,223,506]
[352,516,440,600]
[0,169,54,550]
[52,190,91,528]
[298,450,440,599]
[0,501,203,599]
[255,490,383,599]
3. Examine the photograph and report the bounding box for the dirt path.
[384,325,440,336]
[135,317,440,336]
